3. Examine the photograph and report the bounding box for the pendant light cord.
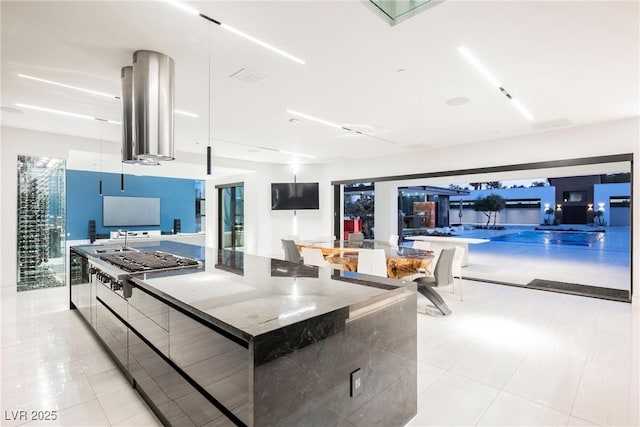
[99,120,103,195]
[207,19,212,175]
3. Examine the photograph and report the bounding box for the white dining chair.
[281,239,302,263]
[301,247,329,267]
[413,247,455,316]
[452,245,465,301]
[357,249,387,278]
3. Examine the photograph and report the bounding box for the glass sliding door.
[218,184,244,250]
[343,182,375,240]
[17,155,66,291]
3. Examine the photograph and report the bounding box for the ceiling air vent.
[229,68,266,84]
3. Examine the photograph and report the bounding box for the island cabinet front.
[123,278,416,427]
[249,289,417,427]
[69,245,417,427]
[125,284,250,427]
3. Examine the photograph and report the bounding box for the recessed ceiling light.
[289,118,299,123]
[396,68,407,72]
[175,109,199,118]
[286,109,342,129]
[457,46,501,88]
[446,97,470,106]
[221,24,305,65]
[279,149,315,159]
[510,99,534,121]
[457,45,534,121]
[165,0,305,65]
[164,0,199,15]
[288,110,396,145]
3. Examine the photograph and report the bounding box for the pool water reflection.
[490,230,605,246]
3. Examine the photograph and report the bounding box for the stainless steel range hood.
[120,66,136,163]
[127,50,175,162]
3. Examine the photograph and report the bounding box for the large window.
[332,155,633,300]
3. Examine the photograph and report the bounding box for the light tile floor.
[1,287,161,427]
[409,281,640,427]
[1,282,638,427]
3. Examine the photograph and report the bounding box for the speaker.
[88,220,96,243]
[173,218,181,234]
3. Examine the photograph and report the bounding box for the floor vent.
[526,279,629,302]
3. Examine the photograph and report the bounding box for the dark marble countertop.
[71,242,411,343]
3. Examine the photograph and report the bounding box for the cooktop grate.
[99,251,199,273]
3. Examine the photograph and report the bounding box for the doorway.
[331,154,633,300]
[218,184,244,250]
[561,205,587,224]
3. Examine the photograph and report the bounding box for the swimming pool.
[490,230,605,246]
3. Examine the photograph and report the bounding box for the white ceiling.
[1,0,638,166]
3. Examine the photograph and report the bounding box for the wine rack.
[17,156,66,291]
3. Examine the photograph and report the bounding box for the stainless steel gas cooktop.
[99,251,199,273]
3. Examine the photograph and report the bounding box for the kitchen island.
[69,242,417,427]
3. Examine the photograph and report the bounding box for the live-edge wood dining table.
[296,240,433,279]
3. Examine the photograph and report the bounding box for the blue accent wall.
[67,170,197,239]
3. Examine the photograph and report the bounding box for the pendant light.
[207,18,213,175]
[98,119,103,195]
[120,163,125,192]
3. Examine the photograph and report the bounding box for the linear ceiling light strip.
[18,74,196,117]
[457,46,535,121]
[286,109,396,145]
[16,103,121,124]
[166,0,305,65]
[18,74,117,99]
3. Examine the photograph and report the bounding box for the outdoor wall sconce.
[598,202,605,211]
[544,203,550,209]
[556,204,562,210]
[587,203,594,211]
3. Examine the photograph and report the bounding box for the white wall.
[1,127,95,293]
[3,117,639,295]
[326,118,638,182]
[451,186,557,225]
[211,162,333,258]
[1,126,238,294]
[594,182,632,226]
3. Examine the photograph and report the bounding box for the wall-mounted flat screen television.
[271,182,319,210]
[103,196,160,226]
